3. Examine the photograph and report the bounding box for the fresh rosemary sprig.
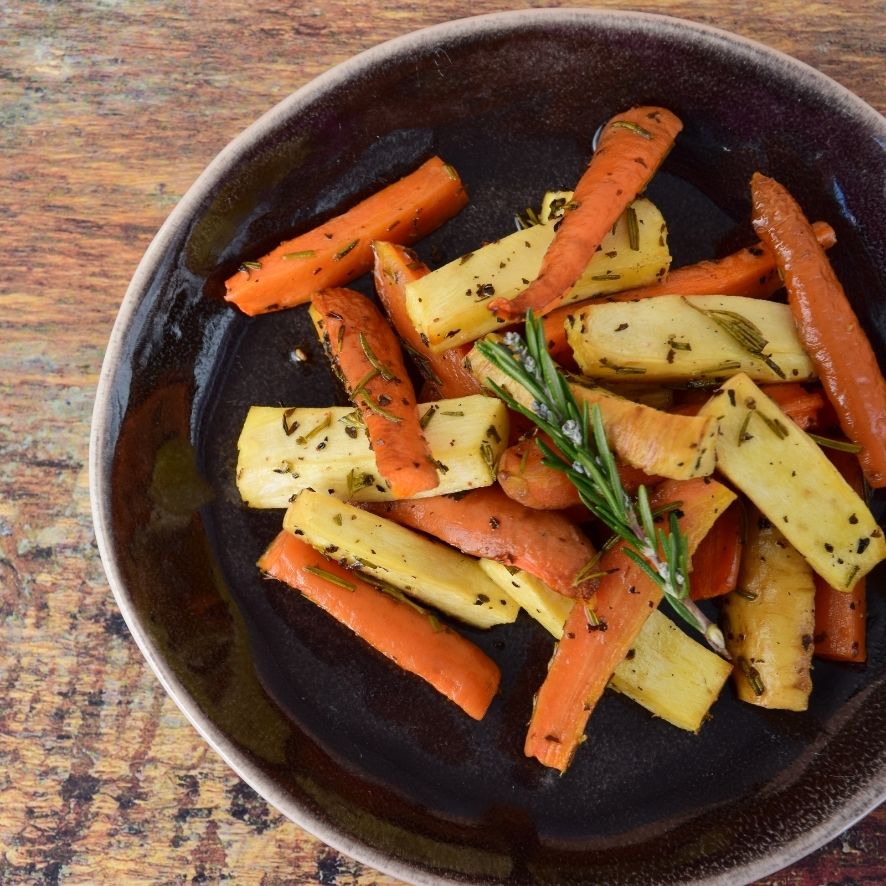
[475,312,728,657]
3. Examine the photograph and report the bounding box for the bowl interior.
[93,10,886,885]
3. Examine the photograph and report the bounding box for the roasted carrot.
[258,531,500,719]
[813,449,867,662]
[497,433,660,510]
[690,501,742,600]
[541,221,837,361]
[225,157,468,316]
[371,241,481,399]
[751,172,886,487]
[310,288,438,498]
[759,383,826,430]
[369,485,599,599]
[669,383,826,431]
[524,477,736,771]
[488,107,682,320]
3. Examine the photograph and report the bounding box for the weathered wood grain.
[0,1,883,883]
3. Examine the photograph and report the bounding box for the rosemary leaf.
[683,298,786,379]
[359,332,397,381]
[807,433,863,454]
[304,565,356,591]
[626,205,640,251]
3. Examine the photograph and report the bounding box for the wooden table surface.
[2,1,884,883]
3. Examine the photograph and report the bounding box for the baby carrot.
[310,288,438,498]
[497,433,660,510]
[751,172,886,487]
[258,531,500,719]
[489,107,682,320]
[371,241,480,399]
[689,502,742,601]
[369,485,599,599]
[225,156,468,315]
[670,383,827,431]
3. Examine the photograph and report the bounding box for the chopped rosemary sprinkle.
[610,120,653,139]
[351,368,380,397]
[346,468,375,497]
[626,205,640,251]
[735,588,759,601]
[282,408,299,436]
[239,260,262,272]
[441,410,464,417]
[359,332,397,381]
[419,404,438,430]
[757,412,790,439]
[807,433,863,454]
[591,273,622,281]
[682,298,786,378]
[737,656,765,696]
[333,239,359,261]
[480,441,496,474]
[667,337,692,351]
[282,250,317,260]
[304,565,356,591]
[295,414,330,445]
[358,391,402,423]
[339,409,364,428]
[737,410,753,446]
[599,357,646,375]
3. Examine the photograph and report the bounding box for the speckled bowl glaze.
[90,9,886,885]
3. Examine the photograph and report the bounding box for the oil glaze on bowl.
[90,10,886,884]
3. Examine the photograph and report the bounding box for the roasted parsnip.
[697,373,886,588]
[236,396,508,508]
[404,198,670,352]
[566,295,815,383]
[283,490,519,629]
[722,515,816,710]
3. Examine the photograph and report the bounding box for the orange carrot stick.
[489,107,682,320]
[369,485,598,599]
[225,157,468,316]
[813,449,867,662]
[541,221,836,361]
[371,241,481,399]
[759,383,826,430]
[670,383,826,431]
[690,502,742,600]
[258,531,500,719]
[497,433,660,510]
[524,476,735,771]
[814,574,866,663]
[751,172,886,487]
[311,287,438,498]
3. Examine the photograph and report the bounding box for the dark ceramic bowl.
[90,9,886,885]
